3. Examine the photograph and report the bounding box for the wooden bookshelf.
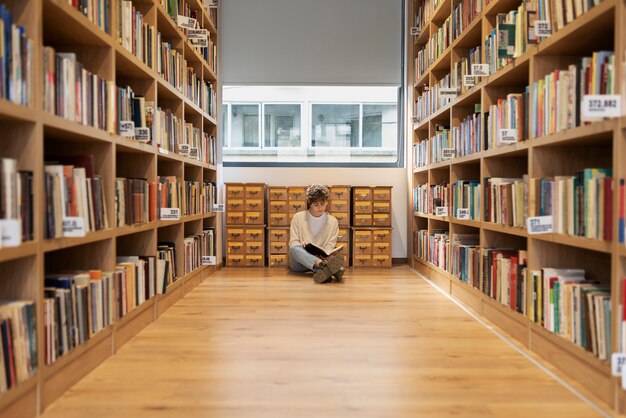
[408,0,625,412]
[0,0,222,417]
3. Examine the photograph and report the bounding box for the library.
[0,0,622,416]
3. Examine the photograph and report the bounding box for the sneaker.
[333,267,345,282]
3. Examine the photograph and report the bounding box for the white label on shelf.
[189,147,199,159]
[213,204,225,213]
[202,255,217,265]
[0,219,21,247]
[527,216,553,234]
[179,143,190,156]
[158,147,169,155]
[177,15,197,30]
[442,148,455,159]
[612,353,626,376]
[160,208,180,221]
[535,20,552,38]
[207,0,218,8]
[410,26,420,36]
[189,29,209,47]
[463,75,475,87]
[622,368,626,391]
[471,64,490,77]
[120,121,135,137]
[581,95,621,121]
[499,128,518,144]
[412,116,419,125]
[457,208,471,220]
[134,127,150,142]
[435,207,448,217]
[440,87,458,99]
[62,217,86,238]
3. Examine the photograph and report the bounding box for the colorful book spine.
[430,128,452,164]
[452,110,481,157]
[452,0,482,41]
[0,5,32,107]
[451,234,480,284]
[68,0,110,33]
[0,158,33,244]
[484,176,528,227]
[413,140,429,168]
[486,91,527,149]
[429,230,450,271]
[0,300,37,388]
[452,180,481,220]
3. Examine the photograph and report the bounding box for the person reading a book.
[289,184,345,283]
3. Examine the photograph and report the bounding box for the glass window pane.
[264,104,301,147]
[231,104,259,147]
[311,104,360,147]
[363,104,397,148]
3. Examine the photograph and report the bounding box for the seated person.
[289,184,345,283]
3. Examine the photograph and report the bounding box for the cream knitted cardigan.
[289,210,339,254]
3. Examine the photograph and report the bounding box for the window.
[230,104,260,147]
[264,104,301,147]
[311,104,360,148]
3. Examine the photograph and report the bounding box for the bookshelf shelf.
[43,0,111,46]
[114,44,155,79]
[414,27,429,45]
[451,16,482,49]
[533,233,614,254]
[42,229,115,253]
[0,375,38,415]
[414,70,429,88]
[0,242,38,263]
[116,222,159,237]
[0,100,37,122]
[431,0,452,24]
[485,51,531,87]
[431,46,453,73]
[43,113,113,144]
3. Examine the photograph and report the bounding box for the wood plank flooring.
[40,266,608,418]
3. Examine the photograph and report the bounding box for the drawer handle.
[251,259,259,263]
[359,245,368,250]
[251,246,259,250]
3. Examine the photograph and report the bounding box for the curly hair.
[306,184,329,205]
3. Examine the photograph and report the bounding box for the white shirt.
[307,210,327,239]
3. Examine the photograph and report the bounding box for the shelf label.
[463,75,475,87]
[202,255,217,265]
[213,203,225,213]
[535,20,552,38]
[188,29,209,47]
[177,15,197,30]
[440,87,457,100]
[612,353,626,376]
[622,368,626,391]
[179,143,190,156]
[471,64,490,77]
[527,216,553,234]
[442,148,455,159]
[435,207,448,217]
[158,147,169,155]
[0,219,21,247]
[62,217,86,238]
[581,95,621,121]
[207,0,218,8]
[457,208,471,220]
[120,121,135,137]
[412,116,420,125]
[134,127,150,142]
[499,128,518,144]
[189,147,199,159]
[160,208,180,221]
[410,26,420,36]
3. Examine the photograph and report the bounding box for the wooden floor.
[40,266,608,418]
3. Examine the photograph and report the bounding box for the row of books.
[45,156,109,239]
[43,48,113,132]
[414,75,454,123]
[486,92,528,150]
[529,169,613,240]
[115,178,157,226]
[184,181,215,216]
[44,257,171,365]
[484,176,528,228]
[414,0,431,34]
[413,182,450,215]
[413,141,428,168]
[183,229,215,275]
[550,0,605,32]
[157,36,186,93]
[187,69,217,117]
[430,127,452,164]
[453,180,481,221]
[67,0,110,33]
[158,241,178,288]
[118,1,156,69]
[451,109,481,157]
[484,6,535,74]
[451,46,481,95]
[0,158,33,245]
[452,0,481,41]
[0,301,36,392]
[0,5,33,107]
[621,179,625,246]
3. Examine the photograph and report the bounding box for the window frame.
[227,102,262,150]
[261,102,305,150]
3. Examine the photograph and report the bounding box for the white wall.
[223,167,408,258]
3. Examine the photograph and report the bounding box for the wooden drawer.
[268,187,288,200]
[372,229,391,243]
[288,201,306,214]
[268,228,289,242]
[227,242,245,255]
[246,241,264,255]
[226,184,244,198]
[269,254,288,268]
[226,228,245,242]
[226,255,245,267]
[334,212,350,227]
[353,255,372,267]
[245,228,264,241]
[354,201,372,214]
[245,199,264,212]
[329,187,350,200]
[373,202,391,213]
[287,212,297,224]
[353,188,372,201]
[372,255,392,267]
[269,200,288,213]
[269,213,289,227]
[226,199,244,212]
[373,242,392,255]
[354,214,372,226]
[288,187,306,201]
[373,213,391,227]
[354,242,372,255]
[269,242,289,254]
[245,255,264,267]
[227,212,245,225]
[245,185,264,199]
[328,199,349,213]
[337,229,349,243]
[245,212,263,225]
[354,230,372,243]
[373,187,392,201]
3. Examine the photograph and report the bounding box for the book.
[0,158,33,244]
[305,243,344,258]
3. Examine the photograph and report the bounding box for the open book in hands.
[304,243,344,258]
